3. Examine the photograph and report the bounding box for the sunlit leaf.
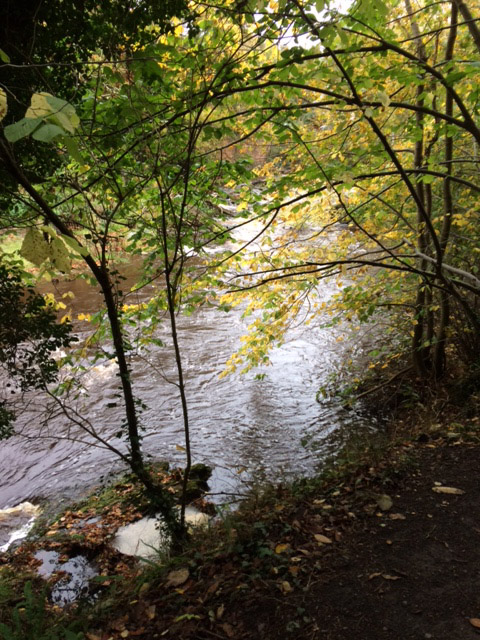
[49,237,71,273]
[20,227,50,266]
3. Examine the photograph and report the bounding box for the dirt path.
[237,444,480,640]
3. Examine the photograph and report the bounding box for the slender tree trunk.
[453,0,480,53]
[158,188,191,538]
[433,2,459,375]
[405,0,431,377]
[0,141,181,534]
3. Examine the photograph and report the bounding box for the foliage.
[0,0,190,203]
[0,263,76,438]
[0,578,83,640]
[202,0,480,382]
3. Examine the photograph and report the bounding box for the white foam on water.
[112,507,210,560]
[0,502,41,552]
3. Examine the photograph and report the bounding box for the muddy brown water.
[0,247,378,543]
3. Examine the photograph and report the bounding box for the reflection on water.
[35,550,97,605]
[0,249,377,516]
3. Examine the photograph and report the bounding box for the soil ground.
[3,437,480,640]
[238,443,480,640]
[86,441,480,640]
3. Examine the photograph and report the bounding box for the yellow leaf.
[280,580,292,594]
[275,543,290,554]
[26,92,53,119]
[20,227,50,266]
[147,605,156,620]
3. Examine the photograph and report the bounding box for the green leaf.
[0,49,10,63]
[4,117,43,142]
[49,237,71,273]
[62,234,89,257]
[44,95,80,133]
[32,123,65,142]
[377,91,390,107]
[64,136,84,163]
[446,70,467,86]
[20,228,50,266]
[421,173,435,184]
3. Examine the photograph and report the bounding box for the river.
[0,225,378,544]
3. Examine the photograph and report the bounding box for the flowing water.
[0,226,379,545]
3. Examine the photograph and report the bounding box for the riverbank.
[0,381,479,640]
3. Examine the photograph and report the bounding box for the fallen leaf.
[120,631,129,639]
[166,568,189,587]
[280,580,292,594]
[389,513,406,520]
[432,486,465,495]
[206,580,221,596]
[376,494,393,511]
[222,622,235,638]
[382,574,401,581]
[314,534,333,545]
[469,618,480,629]
[275,543,290,554]
[217,604,225,619]
[147,605,156,620]
[368,572,382,580]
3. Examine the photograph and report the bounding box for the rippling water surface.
[0,231,378,522]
